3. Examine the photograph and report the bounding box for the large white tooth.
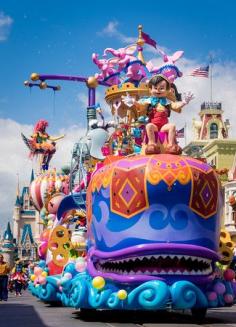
[136,270,142,274]
[167,271,174,275]
[175,270,181,274]
[206,267,212,274]
[130,270,135,274]
[182,271,189,275]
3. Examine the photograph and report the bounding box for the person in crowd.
[0,254,10,301]
[10,258,27,296]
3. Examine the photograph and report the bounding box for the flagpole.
[209,54,213,102]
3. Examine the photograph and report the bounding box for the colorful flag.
[190,65,209,77]
[176,127,185,138]
[141,31,157,49]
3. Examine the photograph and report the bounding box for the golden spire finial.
[16,172,20,197]
[136,25,145,64]
[137,25,145,46]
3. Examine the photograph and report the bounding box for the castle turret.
[1,222,15,268]
[13,194,21,241]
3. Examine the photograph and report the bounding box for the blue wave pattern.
[29,271,236,310]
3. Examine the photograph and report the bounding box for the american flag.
[176,127,185,138]
[190,65,209,78]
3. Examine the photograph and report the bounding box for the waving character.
[21,119,64,170]
[122,74,194,155]
[104,44,146,82]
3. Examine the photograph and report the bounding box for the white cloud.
[98,21,136,44]
[0,12,13,41]
[0,119,86,233]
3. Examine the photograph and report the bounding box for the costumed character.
[122,74,193,155]
[9,259,27,296]
[22,119,64,170]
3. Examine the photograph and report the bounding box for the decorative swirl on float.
[39,283,60,302]
[170,281,208,309]
[127,280,170,309]
[107,292,122,309]
[69,277,88,309]
[87,284,113,308]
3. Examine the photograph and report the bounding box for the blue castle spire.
[3,222,13,241]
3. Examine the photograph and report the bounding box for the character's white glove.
[183,92,194,105]
[121,93,135,107]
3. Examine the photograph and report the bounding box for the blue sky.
[0,0,235,130]
[0,0,236,231]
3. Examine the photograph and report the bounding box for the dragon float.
[25,26,236,321]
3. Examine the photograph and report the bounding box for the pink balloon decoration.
[64,272,72,280]
[224,293,234,304]
[34,267,43,275]
[207,291,217,302]
[75,261,87,272]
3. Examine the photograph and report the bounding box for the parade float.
[24,26,236,320]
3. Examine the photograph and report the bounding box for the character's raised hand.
[121,93,135,107]
[183,92,194,105]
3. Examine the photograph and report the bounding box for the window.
[210,123,218,139]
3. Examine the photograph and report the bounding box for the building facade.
[184,102,236,179]
[12,171,42,262]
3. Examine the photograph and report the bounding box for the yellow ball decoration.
[92,276,105,290]
[30,274,36,281]
[41,271,48,277]
[31,73,39,81]
[86,76,98,88]
[117,289,128,300]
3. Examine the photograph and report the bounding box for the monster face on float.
[87,154,221,284]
